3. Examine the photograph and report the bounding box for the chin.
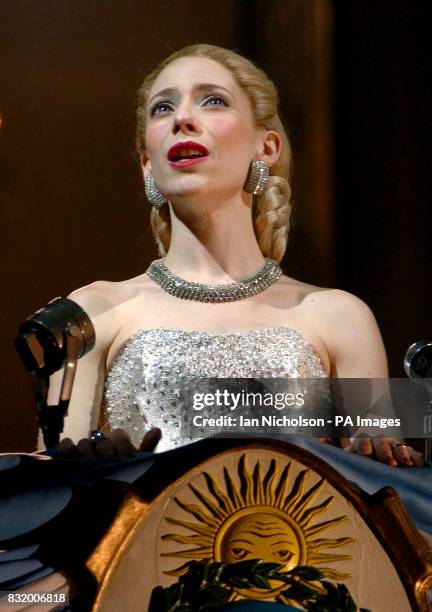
[167,176,211,200]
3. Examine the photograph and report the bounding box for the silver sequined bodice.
[104,327,327,452]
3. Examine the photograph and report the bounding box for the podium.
[84,439,432,611]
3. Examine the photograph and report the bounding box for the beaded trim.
[146,258,282,302]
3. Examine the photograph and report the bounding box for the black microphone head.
[15,297,95,377]
[404,340,432,379]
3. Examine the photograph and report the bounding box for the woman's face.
[143,56,269,204]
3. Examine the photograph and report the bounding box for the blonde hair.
[136,44,292,263]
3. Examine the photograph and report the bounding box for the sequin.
[104,328,327,452]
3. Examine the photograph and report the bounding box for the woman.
[4,45,429,611]
[47,44,422,467]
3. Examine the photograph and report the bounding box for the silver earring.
[144,176,167,208]
[244,160,270,197]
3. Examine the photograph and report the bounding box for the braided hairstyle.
[136,44,292,263]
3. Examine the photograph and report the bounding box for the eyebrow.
[149,83,235,105]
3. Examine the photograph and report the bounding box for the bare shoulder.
[69,280,118,314]
[302,286,377,321]
[294,285,387,376]
[274,274,379,327]
[67,273,155,343]
[68,279,128,347]
[297,282,381,339]
[278,274,385,360]
[69,272,152,306]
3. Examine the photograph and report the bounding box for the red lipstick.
[167,141,209,169]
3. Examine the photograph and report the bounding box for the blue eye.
[150,102,173,117]
[203,95,227,107]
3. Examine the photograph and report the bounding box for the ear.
[140,152,152,180]
[257,130,281,168]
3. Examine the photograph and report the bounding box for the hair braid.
[253,175,292,263]
[149,204,170,256]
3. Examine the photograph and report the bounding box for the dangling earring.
[144,176,167,209]
[244,160,270,197]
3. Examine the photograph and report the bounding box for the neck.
[163,195,266,283]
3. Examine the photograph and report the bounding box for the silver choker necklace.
[147,258,282,302]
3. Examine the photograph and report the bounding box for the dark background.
[1,1,431,452]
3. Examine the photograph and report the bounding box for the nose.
[172,101,200,135]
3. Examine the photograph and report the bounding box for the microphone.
[404,340,432,463]
[15,297,95,448]
[404,340,432,379]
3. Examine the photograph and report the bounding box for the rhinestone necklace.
[146,258,282,302]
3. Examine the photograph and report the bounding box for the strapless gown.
[103,327,327,452]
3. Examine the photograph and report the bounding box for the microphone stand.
[15,297,96,449]
[35,322,81,449]
[405,340,432,463]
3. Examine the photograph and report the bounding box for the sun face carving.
[161,454,354,600]
[217,510,303,570]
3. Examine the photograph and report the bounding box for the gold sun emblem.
[161,454,354,602]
